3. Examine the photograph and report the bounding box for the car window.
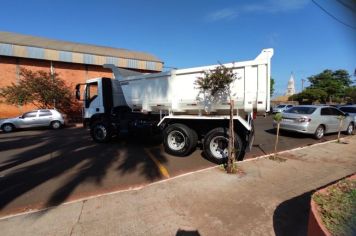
[329,108,344,116]
[39,110,53,117]
[23,111,38,118]
[339,107,356,113]
[320,108,331,116]
[285,107,316,114]
[276,105,285,108]
[287,105,293,108]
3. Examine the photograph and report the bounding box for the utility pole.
[301,79,306,91]
[50,61,56,109]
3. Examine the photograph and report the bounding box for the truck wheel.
[90,121,112,143]
[163,123,198,156]
[203,127,243,164]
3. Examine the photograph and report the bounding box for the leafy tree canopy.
[308,69,352,102]
[0,68,80,115]
[270,77,275,97]
[289,88,327,104]
[195,64,236,97]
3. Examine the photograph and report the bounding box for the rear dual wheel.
[163,123,198,156]
[203,127,243,164]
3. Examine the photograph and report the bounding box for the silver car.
[272,104,294,114]
[273,105,355,139]
[0,109,66,133]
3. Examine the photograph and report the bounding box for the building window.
[0,43,13,56]
[83,54,94,64]
[59,51,72,62]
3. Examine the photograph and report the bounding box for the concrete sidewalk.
[1,137,355,236]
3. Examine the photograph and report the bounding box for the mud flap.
[246,116,255,152]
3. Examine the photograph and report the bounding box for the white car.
[0,109,66,133]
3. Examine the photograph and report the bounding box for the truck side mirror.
[75,84,81,100]
[75,84,86,101]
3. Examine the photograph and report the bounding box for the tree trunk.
[227,100,235,173]
[337,118,343,143]
[274,123,280,157]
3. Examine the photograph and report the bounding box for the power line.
[312,0,356,30]
[335,0,356,13]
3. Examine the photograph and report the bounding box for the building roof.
[0,31,163,71]
[0,31,161,62]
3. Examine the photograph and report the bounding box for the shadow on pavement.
[0,128,167,210]
[273,191,312,236]
[176,229,201,236]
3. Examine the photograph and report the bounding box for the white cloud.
[206,8,238,22]
[244,0,309,13]
[267,33,280,46]
[206,0,309,22]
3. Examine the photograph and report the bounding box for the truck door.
[85,81,103,117]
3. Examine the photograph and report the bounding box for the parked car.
[0,109,66,133]
[272,105,355,139]
[339,105,356,125]
[272,104,294,114]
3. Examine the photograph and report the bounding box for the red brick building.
[0,31,163,118]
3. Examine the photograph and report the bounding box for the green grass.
[313,179,356,236]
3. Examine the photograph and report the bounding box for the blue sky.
[0,0,355,96]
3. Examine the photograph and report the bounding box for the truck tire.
[90,121,112,143]
[203,127,243,164]
[163,123,198,156]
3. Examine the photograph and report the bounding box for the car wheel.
[314,125,325,140]
[163,123,198,156]
[90,121,112,143]
[345,122,354,135]
[50,121,62,129]
[1,123,15,133]
[203,127,243,164]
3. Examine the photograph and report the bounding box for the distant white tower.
[285,73,296,96]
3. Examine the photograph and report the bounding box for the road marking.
[144,148,170,178]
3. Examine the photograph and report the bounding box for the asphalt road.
[0,116,345,217]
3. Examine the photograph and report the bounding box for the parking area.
[0,115,345,217]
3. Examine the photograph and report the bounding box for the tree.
[270,77,275,97]
[273,113,283,158]
[337,115,345,143]
[195,64,237,173]
[289,88,327,104]
[308,69,352,103]
[345,86,356,103]
[0,68,80,116]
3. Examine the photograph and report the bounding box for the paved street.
[0,116,346,217]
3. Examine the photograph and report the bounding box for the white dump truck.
[75,48,273,163]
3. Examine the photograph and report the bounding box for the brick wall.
[0,56,113,118]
